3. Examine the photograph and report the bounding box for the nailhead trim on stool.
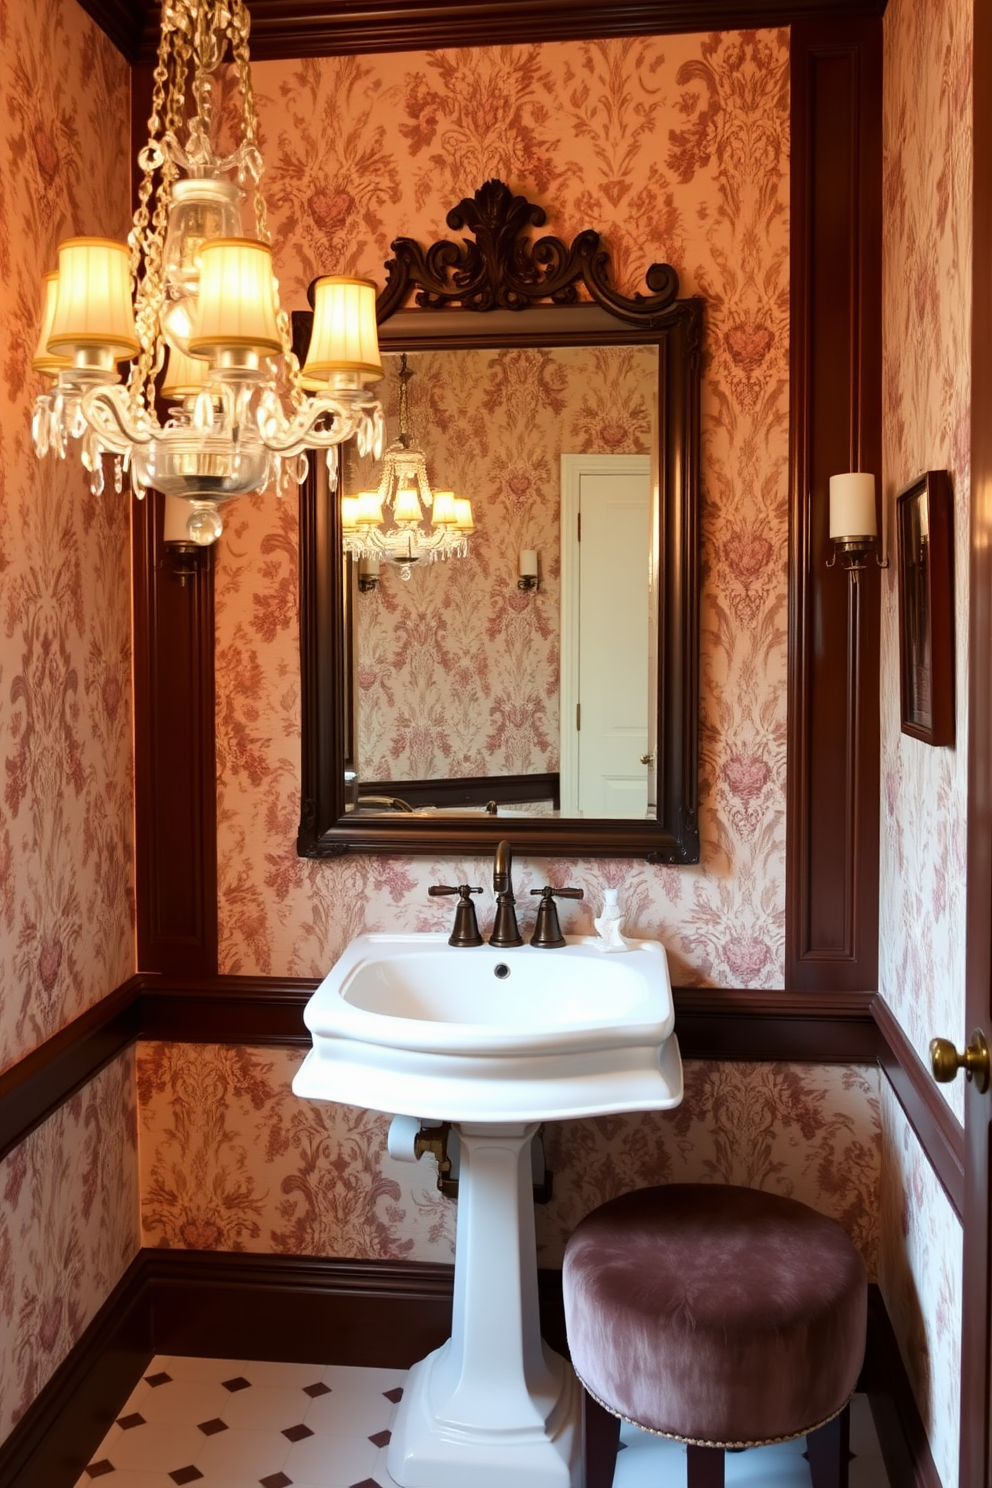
[562,1184,867,1488]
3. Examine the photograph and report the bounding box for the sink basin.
[293,932,682,1123]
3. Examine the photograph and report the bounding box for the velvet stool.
[562,1184,867,1488]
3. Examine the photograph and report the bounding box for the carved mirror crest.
[294,179,702,862]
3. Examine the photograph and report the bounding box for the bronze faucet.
[490,839,523,947]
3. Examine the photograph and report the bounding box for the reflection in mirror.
[343,346,657,820]
[295,178,701,862]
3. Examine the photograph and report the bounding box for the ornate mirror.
[294,180,701,862]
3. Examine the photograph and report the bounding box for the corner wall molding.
[871,992,965,1219]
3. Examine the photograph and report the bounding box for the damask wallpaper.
[0,1050,139,1448]
[879,0,972,1118]
[877,0,972,1480]
[0,0,136,1450]
[878,1081,962,1488]
[137,1042,881,1276]
[0,0,134,1075]
[353,345,656,782]
[213,29,792,986]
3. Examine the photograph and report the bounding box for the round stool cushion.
[562,1184,867,1447]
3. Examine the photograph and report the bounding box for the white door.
[560,454,653,818]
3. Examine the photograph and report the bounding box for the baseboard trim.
[0,1253,152,1488]
[0,1252,936,1488]
[861,1285,942,1487]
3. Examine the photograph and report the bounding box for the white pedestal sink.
[293,933,683,1488]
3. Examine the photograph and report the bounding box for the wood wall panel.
[132,492,218,975]
[787,21,883,990]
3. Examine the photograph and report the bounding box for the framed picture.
[897,470,954,745]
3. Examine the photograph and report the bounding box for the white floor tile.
[75,1358,890,1488]
[318,1362,408,1394]
[283,1429,380,1484]
[219,1382,318,1431]
[304,1386,398,1437]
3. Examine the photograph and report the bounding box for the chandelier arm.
[257,398,374,456]
[79,385,157,453]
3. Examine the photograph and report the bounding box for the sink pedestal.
[387,1121,582,1488]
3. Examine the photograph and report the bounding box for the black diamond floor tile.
[382,1387,403,1403]
[116,1412,146,1430]
[196,1417,228,1435]
[303,1380,331,1398]
[221,1375,252,1392]
[84,1463,115,1479]
[169,1470,204,1485]
[368,1429,391,1448]
[260,1473,293,1488]
[282,1422,313,1442]
[145,1371,173,1387]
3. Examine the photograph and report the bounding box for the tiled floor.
[75,1357,891,1488]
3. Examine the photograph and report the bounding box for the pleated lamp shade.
[32,272,72,377]
[431,491,457,526]
[47,238,139,360]
[452,497,475,533]
[161,344,211,398]
[303,276,382,384]
[188,238,282,357]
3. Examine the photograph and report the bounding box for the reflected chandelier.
[30,0,384,547]
[341,354,473,580]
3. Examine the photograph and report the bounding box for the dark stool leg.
[583,1391,621,1488]
[806,1403,851,1488]
[686,1444,725,1488]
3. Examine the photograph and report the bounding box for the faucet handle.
[429,884,484,947]
[529,886,583,948]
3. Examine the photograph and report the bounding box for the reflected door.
[561,455,652,817]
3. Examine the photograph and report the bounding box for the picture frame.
[896,469,954,745]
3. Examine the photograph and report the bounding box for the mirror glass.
[294,179,701,863]
[345,345,658,821]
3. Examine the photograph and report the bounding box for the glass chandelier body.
[31,0,384,546]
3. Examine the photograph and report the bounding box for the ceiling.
[79,0,886,68]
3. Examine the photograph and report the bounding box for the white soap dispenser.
[593,888,629,952]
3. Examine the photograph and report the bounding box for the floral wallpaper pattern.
[878,1082,962,1488]
[214,30,792,987]
[0,0,136,1453]
[352,345,655,782]
[0,1050,139,1448]
[879,0,972,1118]
[137,1042,880,1276]
[878,3,972,1478]
[0,0,134,1076]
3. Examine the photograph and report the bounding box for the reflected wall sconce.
[357,556,380,592]
[518,549,539,591]
[827,472,888,580]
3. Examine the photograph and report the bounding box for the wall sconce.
[827,472,887,580]
[517,549,539,591]
[357,555,380,593]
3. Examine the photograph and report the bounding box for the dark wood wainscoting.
[0,1250,935,1488]
[787,19,883,992]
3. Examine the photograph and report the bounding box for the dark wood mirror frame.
[293,180,702,862]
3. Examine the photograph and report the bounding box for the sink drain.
[493,963,511,979]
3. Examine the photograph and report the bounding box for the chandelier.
[341,354,474,581]
[30,0,384,547]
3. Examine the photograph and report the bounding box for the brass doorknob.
[640,753,654,765]
[929,1029,991,1093]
